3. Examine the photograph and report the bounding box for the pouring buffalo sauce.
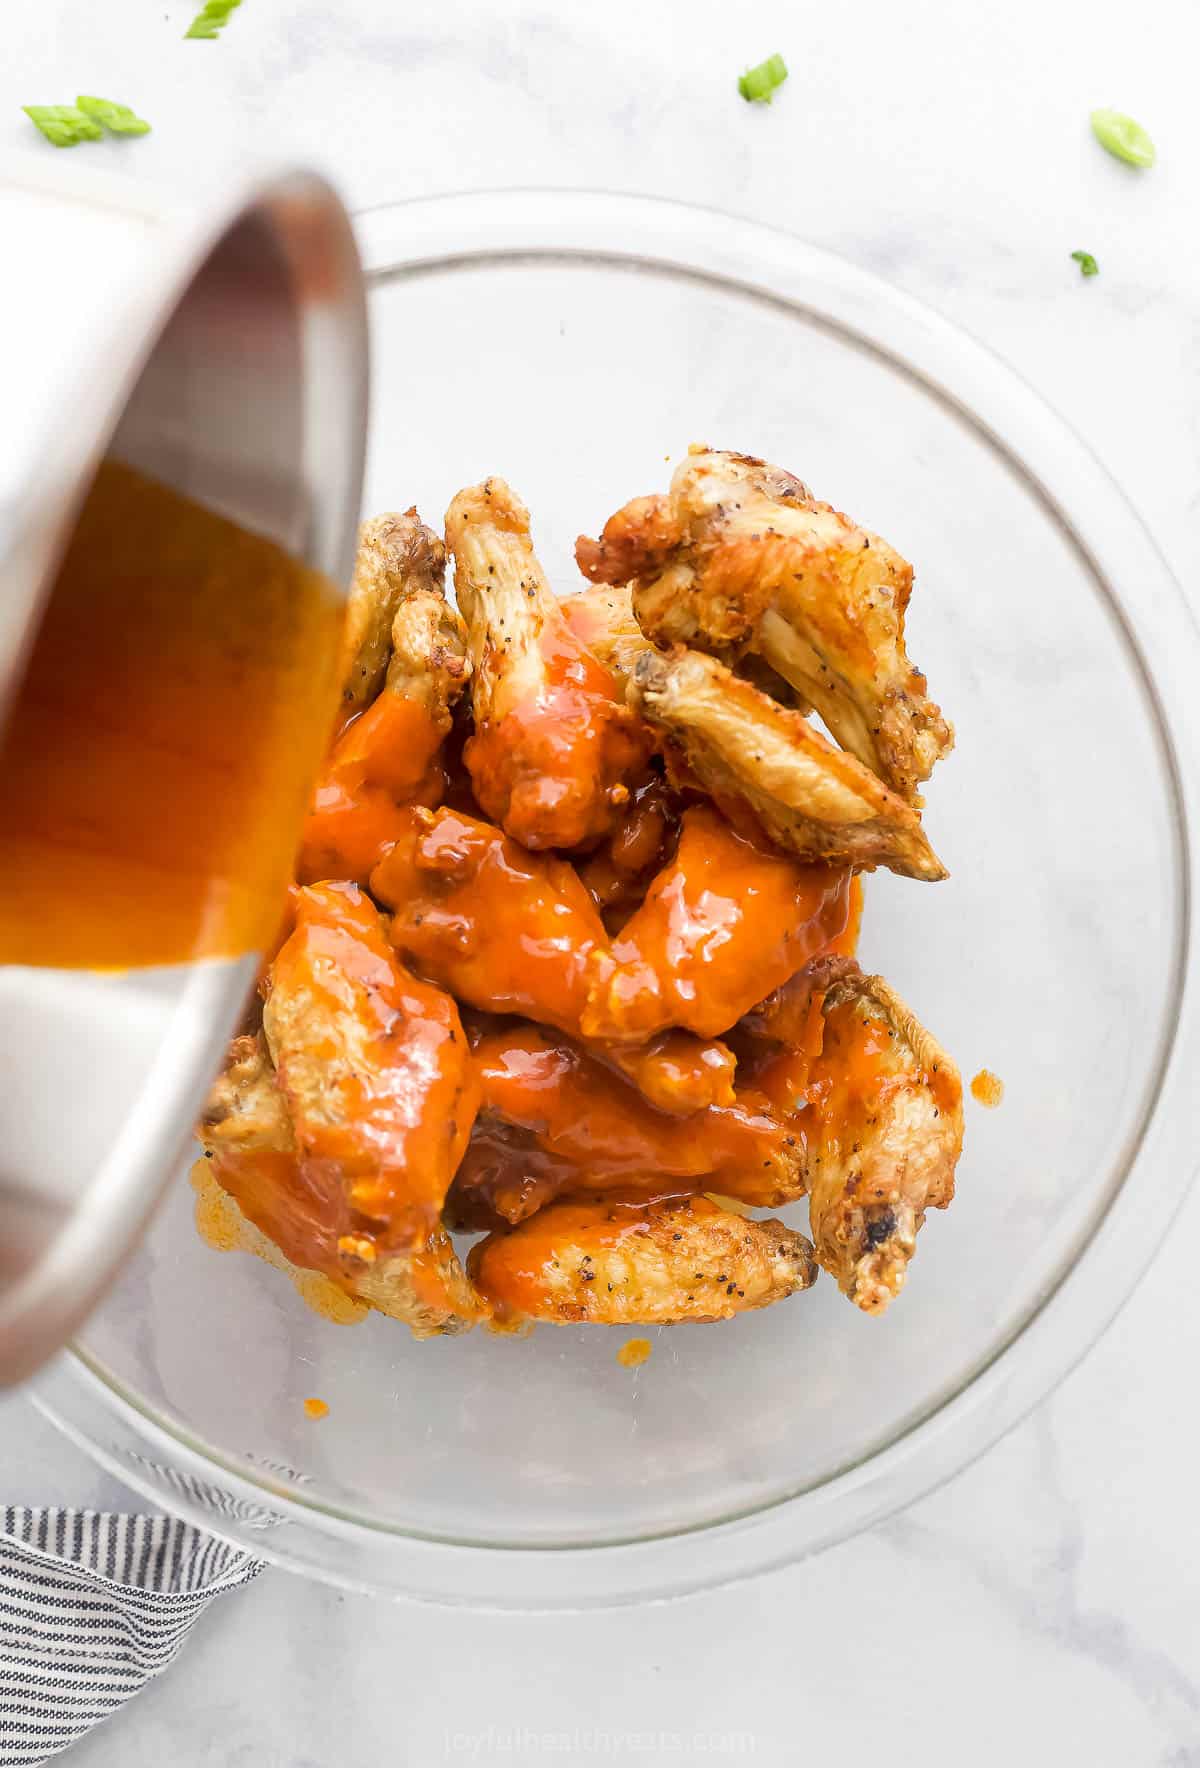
[0,459,343,969]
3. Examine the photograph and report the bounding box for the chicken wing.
[577,446,953,802]
[454,1025,803,1224]
[739,953,862,1048]
[562,579,801,709]
[577,768,681,931]
[630,649,946,882]
[197,1031,484,1336]
[446,478,651,849]
[446,1121,578,1232]
[371,807,734,1112]
[352,1228,487,1335]
[600,1030,736,1114]
[200,1030,295,1159]
[469,1194,818,1325]
[337,510,451,716]
[581,802,854,1044]
[561,582,656,689]
[297,518,469,884]
[263,880,479,1251]
[800,963,962,1314]
[371,804,608,1035]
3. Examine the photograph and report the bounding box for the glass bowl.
[34,191,1200,1609]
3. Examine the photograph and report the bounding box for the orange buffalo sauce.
[296,694,449,886]
[617,1337,652,1369]
[0,460,342,969]
[189,1160,369,1326]
[970,1068,1005,1108]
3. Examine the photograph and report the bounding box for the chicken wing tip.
[445,476,530,536]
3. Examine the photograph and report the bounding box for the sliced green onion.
[1090,108,1155,168]
[23,104,103,147]
[738,53,788,104]
[1070,250,1099,278]
[76,96,151,136]
[185,0,243,39]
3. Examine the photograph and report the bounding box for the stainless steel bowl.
[0,158,368,1382]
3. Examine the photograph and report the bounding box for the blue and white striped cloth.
[0,1509,263,1765]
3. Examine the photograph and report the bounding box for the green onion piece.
[738,53,788,104]
[1070,250,1099,278]
[23,104,103,147]
[185,0,243,39]
[1090,108,1155,168]
[76,96,151,136]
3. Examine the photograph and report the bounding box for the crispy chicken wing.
[631,649,946,881]
[453,1025,802,1225]
[337,511,451,715]
[560,582,656,689]
[469,1194,817,1325]
[351,1228,486,1334]
[799,963,962,1314]
[198,1031,484,1336]
[297,517,469,884]
[263,880,479,1252]
[446,478,651,849]
[581,802,854,1044]
[578,446,953,801]
[200,1030,294,1157]
[382,568,470,719]
[562,579,801,709]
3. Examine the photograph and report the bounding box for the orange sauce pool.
[0,459,343,969]
[303,1397,330,1420]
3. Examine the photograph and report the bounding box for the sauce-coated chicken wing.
[371,804,608,1034]
[739,951,861,1049]
[371,806,735,1112]
[452,1025,802,1225]
[263,880,479,1252]
[198,1030,485,1336]
[578,446,953,802]
[469,1194,817,1325]
[600,1030,736,1114]
[631,649,946,881]
[297,515,469,884]
[577,768,681,932]
[799,962,962,1314]
[581,803,854,1043]
[446,478,651,848]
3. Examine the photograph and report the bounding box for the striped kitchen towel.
[0,1509,264,1766]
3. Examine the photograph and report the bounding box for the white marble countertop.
[4,0,1200,1761]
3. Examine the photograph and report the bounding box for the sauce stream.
[0,460,342,969]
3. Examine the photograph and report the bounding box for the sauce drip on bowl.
[0,461,342,969]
